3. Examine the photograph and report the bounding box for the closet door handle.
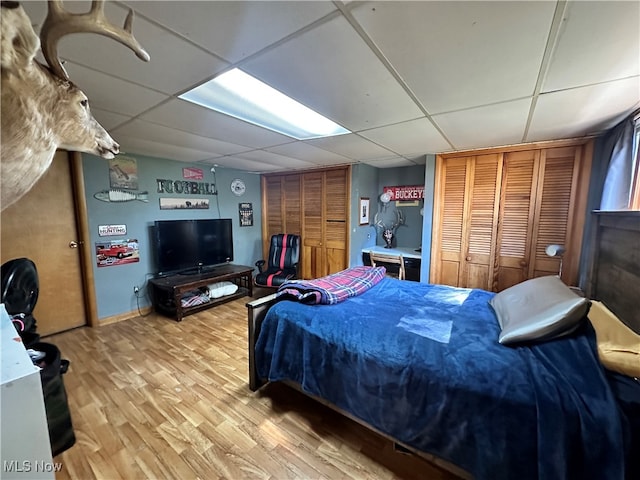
[519,260,527,267]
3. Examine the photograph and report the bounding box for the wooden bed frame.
[246,210,640,477]
[585,210,640,333]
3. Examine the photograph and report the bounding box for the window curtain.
[600,117,634,210]
[577,115,635,290]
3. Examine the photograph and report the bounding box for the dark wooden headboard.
[586,211,640,333]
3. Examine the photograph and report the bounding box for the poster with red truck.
[95,239,140,267]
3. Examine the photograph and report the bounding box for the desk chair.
[255,234,301,288]
[369,252,406,280]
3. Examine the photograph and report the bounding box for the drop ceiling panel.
[112,120,252,157]
[362,156,417,169]
[350,1,555,115]
[528,77,640,142]
[130,1,337,63]
[242,15,423,132]
[10,1,640,171]
[140,99,293,148]
[543,1,640,92]
[63,63,169,116]
[433,98,532,150]
[306,134,397,161]
[116,136,215,163]
[266,142,353,166]
[21,1,228,96]
[202,157,282,173]
[359,118,452,155]
[233,150,317,170]
[91,109,132,131]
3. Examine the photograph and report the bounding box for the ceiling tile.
[543,1,640,92]
[22,1,228,96]
[63,63,168,117]
[361,156,417,169]
[359,118,452,155]
[116,136,214,163]
[266,142,353,166]
[204,156,290,173]
[242,15,423,132]
[234,150,317,170]
[528,77,640,141]
[433,98,532,150]
[91,109,131,131]
[112,120,252,157]
[140,99,293,148]
[350,1,555,114]
[306,134,397,160]
[130,1,337,63]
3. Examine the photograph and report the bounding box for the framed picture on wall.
[359,197,370,225]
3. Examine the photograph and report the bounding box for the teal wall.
[348,160,432,278]
[421,154,436,283]
[375,163,426,248]
[349,163,379,266]
[82,153,262,319]
[84,154,434,319]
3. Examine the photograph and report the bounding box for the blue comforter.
[255,278,628,480]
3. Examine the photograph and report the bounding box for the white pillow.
[207,281,238,299]
[489,276,590,345]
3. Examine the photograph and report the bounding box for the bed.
[247,211,640,480]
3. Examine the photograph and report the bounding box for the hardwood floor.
[45,293,463,480]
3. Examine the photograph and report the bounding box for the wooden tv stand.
[149,264,254,321]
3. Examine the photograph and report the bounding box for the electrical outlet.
[133,285,139,294]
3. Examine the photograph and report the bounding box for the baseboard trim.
[99,306,153,326]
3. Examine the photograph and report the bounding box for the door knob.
[69,241,78,249]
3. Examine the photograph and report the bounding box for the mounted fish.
[0,0,150,211]
[94,189,149,203]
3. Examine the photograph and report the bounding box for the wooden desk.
[362,246,422,281]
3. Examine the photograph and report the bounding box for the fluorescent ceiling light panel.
[179,68,350,140]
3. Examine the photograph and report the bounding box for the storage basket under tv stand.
[149,264,254,321]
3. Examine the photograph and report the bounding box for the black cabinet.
[362,252,421,282]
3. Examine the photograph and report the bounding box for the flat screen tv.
[153,218,233,275]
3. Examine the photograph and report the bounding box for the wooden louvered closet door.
[432,140,592,291]
[301,168,349,279]
[432,155,500,290]
[302,171,324,278]
[261,174,302,261]
[262,166,349,280]
[433,157,467,287]
[466,154,501,290]
[528,146,582,281]
[494,150,540,291]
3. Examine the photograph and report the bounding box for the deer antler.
[40,0,150,79]
[374,209,404,231]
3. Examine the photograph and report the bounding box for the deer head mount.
[0,0,149,211]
